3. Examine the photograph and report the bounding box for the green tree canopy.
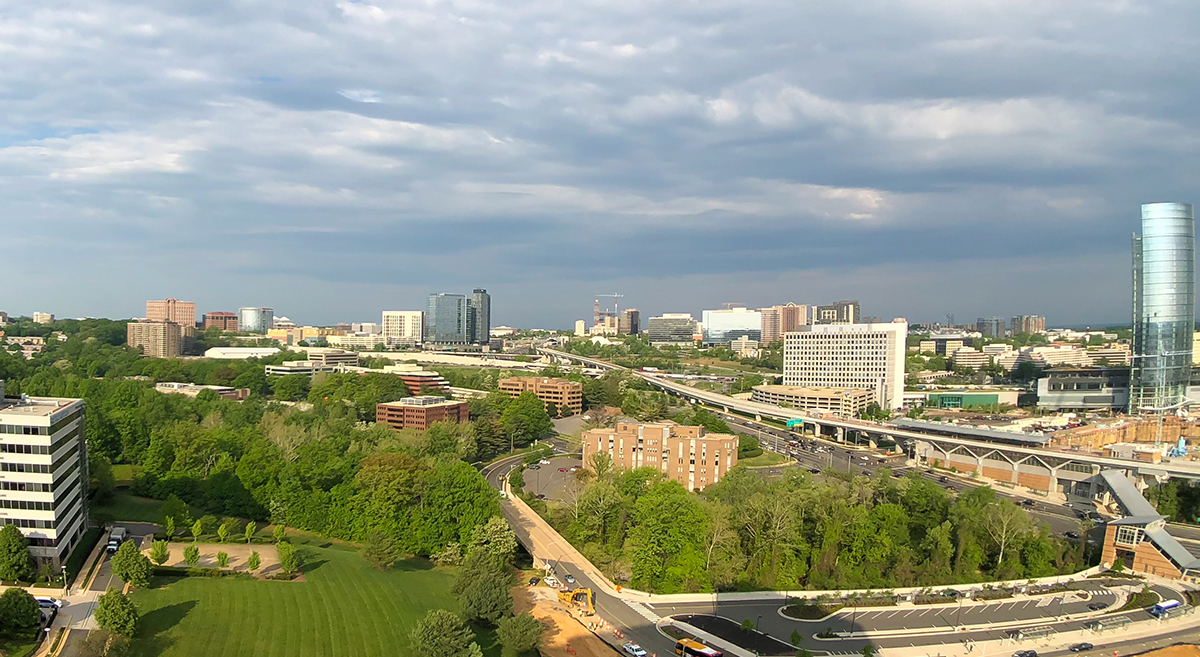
[94,588,139,637]
[0,524,32,582]
[111,540,153,588]
[410,609,480,657]
[0,587,40,629]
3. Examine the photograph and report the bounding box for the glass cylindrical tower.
[1131,202,1195,412]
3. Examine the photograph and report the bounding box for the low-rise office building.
[497,377,584,415]
[204,347,281,360]
[950,346,990,370]
[581,421,738,491]
[924,389,1020,409]
[302,348,360,367]
[31,313,54,325]
[376,396,469,430]
[750,385,874,416]
[155,382,249,401]
[0,382,89,567]
[326,334,388,350]
[264,361,336,377]
[647,314,698,345]
[203,312,239,331]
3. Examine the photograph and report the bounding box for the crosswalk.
[625,601,661,622]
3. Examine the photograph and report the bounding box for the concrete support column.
[812,422,822,437]
[836,427,845,443]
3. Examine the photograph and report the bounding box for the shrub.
[149,540,171,566]
[217,552,230,568]
[248,551,261,571]
[183,544,200,567]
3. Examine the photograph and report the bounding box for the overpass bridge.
[540,348,1200,496]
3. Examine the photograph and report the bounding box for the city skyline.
[3,2,1198,328]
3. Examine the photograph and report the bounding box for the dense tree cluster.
[538,465,1087,594]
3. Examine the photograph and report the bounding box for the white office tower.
[782,320,908,409]
[0,381,88,567]
[382,311,424,346]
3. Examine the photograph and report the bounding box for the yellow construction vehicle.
[558,588,595,616]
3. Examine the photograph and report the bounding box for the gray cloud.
[1,0,1197,327]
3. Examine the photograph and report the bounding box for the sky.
[2,0,1199,329]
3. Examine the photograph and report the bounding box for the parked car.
[1013,650,1038,657]
[809,468,821,474]
[528,577,541,586]
[527,464,540,470]
[539,459,551,465]
[1069,644,1094,653]
[623,643,648,657]
[558,468,568,473]
[35,597,62,609]
[1064,531,1081,540]
[1021,499,1035,507]
[535,494,546,500]
[1087,602,1107,611]
[938,476,949,483]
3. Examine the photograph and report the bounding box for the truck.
[106,526,128,553]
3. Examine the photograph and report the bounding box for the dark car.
[527,464,540,470]
[528,577,540,586]
[1021,499,1035,507]
[1069,644,1093,653]
[1087,602,1106,611]
[809,468,821,474]
[939,476,949,484]
[1013,651,1038,657]
[535,494,546,500]
[1065,531,1081,540]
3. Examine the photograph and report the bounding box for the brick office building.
[497,377,584,415]
[376,396,469,430]
[582,421,738,491]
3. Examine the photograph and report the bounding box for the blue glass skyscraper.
[425,293,468,344]
[1131,202,1195,412]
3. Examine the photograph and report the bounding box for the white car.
[35,597,62,609]
[539,459,551,465]
[623,643,648,657]
[859,455,869,460]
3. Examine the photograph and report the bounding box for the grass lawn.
[738,451,790,468]
[112,464,144,486]
[127,536,498,657]
[91,491,168,523]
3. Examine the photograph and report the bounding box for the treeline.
[1,320,559,558]
[534,465,1088,594]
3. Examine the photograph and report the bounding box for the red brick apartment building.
[376,396,469,430]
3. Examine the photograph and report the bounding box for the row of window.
[0,517,55,529]
[0,481,52,492]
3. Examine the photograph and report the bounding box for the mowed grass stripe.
[129,540,458,657]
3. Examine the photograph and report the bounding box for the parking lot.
[523,455,583,501]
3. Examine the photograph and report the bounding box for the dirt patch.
[144,543,281,576]
[515,586,616,657]
[1132,646,1200,657]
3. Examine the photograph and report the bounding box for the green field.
[111,464,144,486]
[127,537,497,657]
[738,451,790,468]
[91,491,168,523]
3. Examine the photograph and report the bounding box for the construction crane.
[594,293,624,325]
[721,302,742,310]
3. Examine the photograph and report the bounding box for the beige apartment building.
[582,421,738,491]
[750,384,874,416]
[146,298,197,326]
[497,377,583,415]
[127,321,183,358]
[760,303,809,344]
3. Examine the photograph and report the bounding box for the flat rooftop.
[754,384,872,397]
[0,396,80,418]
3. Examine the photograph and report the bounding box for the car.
[1065,531,1081,540]
[528,577,541,586]
[1064,502,1074,508]
[536,494,546,500]
[558,468,568,472]
[527,464,540,470]
[565,574,576,585]
[859,455,869,460]
[570,466,580,471]
[1021,499,1035,507]
[809,468,821,474]
[938,476,949,483]
[1069,644,1094,653]
[1087,602,1107,611]
[34,597,62,609]
[1013,650,1038,657]
[539,459,551,465]
[623,643,648,657]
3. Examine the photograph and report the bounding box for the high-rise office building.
[469,289,491,345]
[0,381,89,567]
[619,308,641,335]
[701,307,762,343]
[1132,202,1195,412]
[760,303,809,344]
[127,321,183,358]
[146,298,197,326]
[425,293,469,344]
[783,320,907,409]
[382,311,424,346]
[647,314,698,345]
[238,307,275,334]
[814,300,860,325]
[976,317,1006,338]
[574,320,586,336]
[1010,315,1047,334]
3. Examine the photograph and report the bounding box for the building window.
[1115,526,1143,546]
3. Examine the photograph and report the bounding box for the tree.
[0,523,32,581]
[496,612,545,654]
[111,538,153,589]
[861,645,876,657]
[158,494,191,529]
[277,541,301,576]
[501,392,553,449]
[149,540,170,566]
[588,452,614,481]
[363,530,402,570]
[248,551,261,571]
[192,518,204,542]
[245,521,257,544]
[217,523,230,543]
[95,588,139,637]
[273,525,287,543]
[183,544,200,566]
[272,373,310,402]
[217,552,230,568]
[740,619,754,632]
[90,454,117,505]
[164,516,176,539]
[983,500,1032,568]
[410,609,479,657]
[455,551,513,624]
[468,517,518,566]
[791,630,803,646]
[0,587,39,629]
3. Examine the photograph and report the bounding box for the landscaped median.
[140,542,282,578]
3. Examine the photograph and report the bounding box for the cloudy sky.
[3,0,1198,328]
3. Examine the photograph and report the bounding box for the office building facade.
[647,314,698,345]
[814,300,859,325]
[976,317,1006,338]
[376,396,469,430]
[582,421,738,491]
[760,303,810,344]
[31,313,53,325]
[701,307,762,343]
[203,312,239,331]
[426,293,469,344]
[783,321,907,409]
[146,298,197,326]
[0,382,89,567]
[238,307,274,334]
[750,384,873,416]
[468,289,491,345]
[497,377,584,415]
[127,321,183,358]
[619,308,641,335]
[382,311,424,346]
[1132,202,1195,412]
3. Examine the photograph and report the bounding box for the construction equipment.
[558,588,595,616]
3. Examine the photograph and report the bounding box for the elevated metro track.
[540,348,1200,490]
